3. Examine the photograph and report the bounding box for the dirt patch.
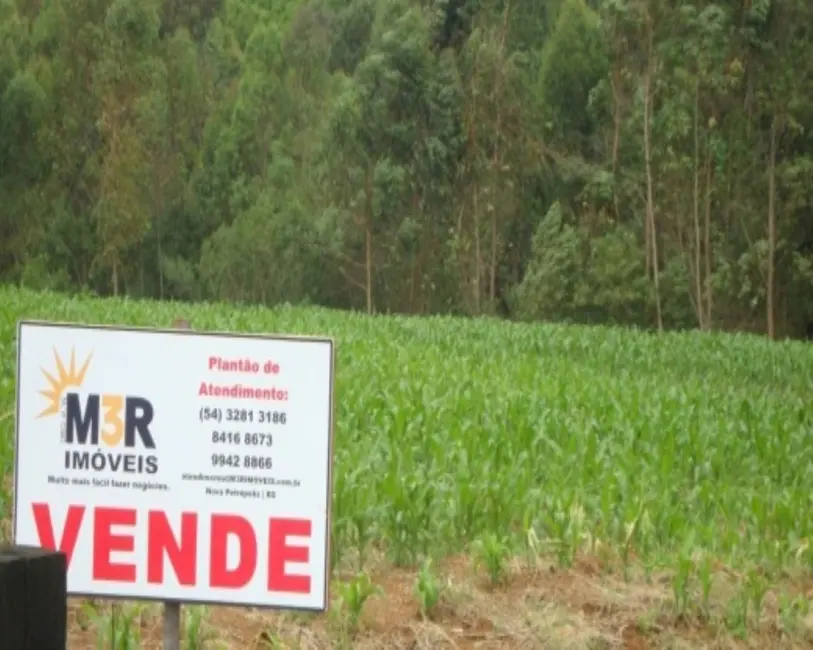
[59,555,813,648]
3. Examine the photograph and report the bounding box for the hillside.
[1,0,812,337]
[1,287,812,647]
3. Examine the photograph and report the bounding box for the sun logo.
[37,347,93,419]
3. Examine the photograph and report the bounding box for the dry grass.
[62,553,813,649]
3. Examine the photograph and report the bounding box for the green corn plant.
[183,605,218,649]
[472,533,511,586]
[331,572,381,637]
[414,558,443,618]
[82,602,145,650]
[0,287,811,645]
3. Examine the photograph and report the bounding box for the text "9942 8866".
[211,454,273,470]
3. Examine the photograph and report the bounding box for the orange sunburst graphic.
[37,347,93,419]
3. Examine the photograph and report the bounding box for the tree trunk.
[490,211,497,305]
[766,116,778,339]
[364,169,374,314]
[703,147,713,327]
[692,80,704,329]
[489,1,510,308]
[474,189,481,313]
[409,256,417,312]
[642,45,662,331]
[365,224,373,314]
[154,167,164,300]
[455,205,466,303]
[611,60,622,220]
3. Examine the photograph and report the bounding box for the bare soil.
[64,553,813,649]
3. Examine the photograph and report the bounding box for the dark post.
[162,316,191,650]
[0,546,67,650]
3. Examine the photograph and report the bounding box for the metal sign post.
[163,317,190,650]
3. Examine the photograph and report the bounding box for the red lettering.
[32,504,85,565]
[209,515,256,588]
[268,518,311,593]
[33,507,315,593]
[147,511,198,586]
[208,356,216,370]
[93,507,136,582]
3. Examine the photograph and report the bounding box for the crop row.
[0,287,811,581]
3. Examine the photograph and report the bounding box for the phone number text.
[211,454,273,470]
[200,407,287,425]
[211,431,273,446]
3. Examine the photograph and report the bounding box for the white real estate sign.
[13,320,335,611]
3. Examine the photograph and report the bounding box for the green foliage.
[513,201,584,321]
[0,0,812,334]
[539,0,607,151]
[2,286,812,594]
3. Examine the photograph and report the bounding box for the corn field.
[0,286,812,646]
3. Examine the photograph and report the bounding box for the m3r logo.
[64,392,155,448]
[37,347,159,474]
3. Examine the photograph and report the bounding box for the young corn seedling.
[696,553,714,620]
[414,558,443,619]
[330,571,381,638]
[183,605,218,649]
[620,500,649,581]
[671,548,694,618]
[745,568,769,629]
[258,629,286,649]
[725,590,749,638]
[83,601,145,650]
[524,524,542,570]
[472,533,510,586]
[778,592,810,637]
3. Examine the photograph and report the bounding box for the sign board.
[12,321,335,611]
